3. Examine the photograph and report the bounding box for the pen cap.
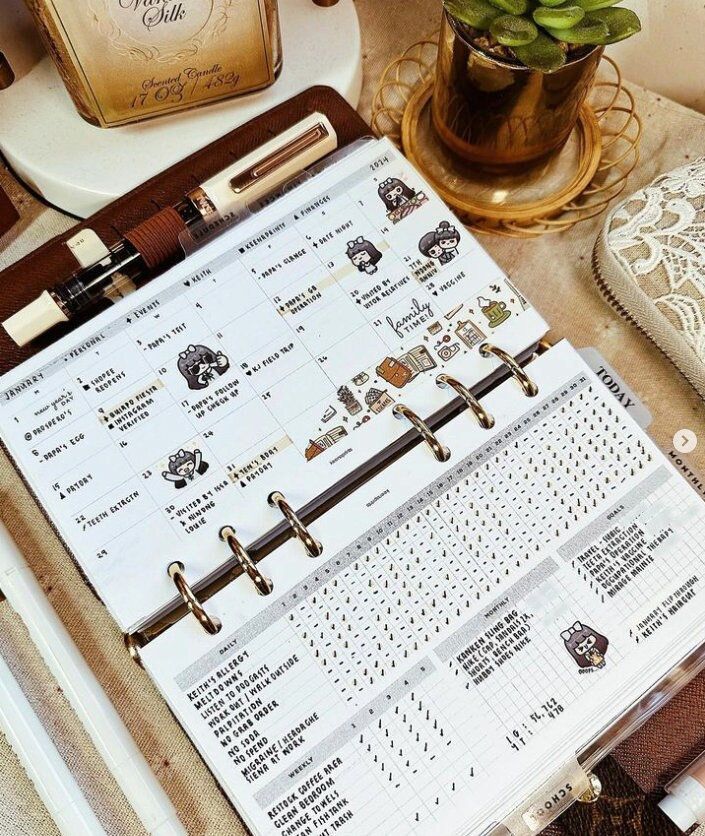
[198,112,338,218]
[660,775,705,831]
[659,792,699,831]
[3,291,68,347]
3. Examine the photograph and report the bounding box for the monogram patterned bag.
[593,159,705,400]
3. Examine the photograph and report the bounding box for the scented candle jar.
[24,0,282,127]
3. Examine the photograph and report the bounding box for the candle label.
[32,0,276,126]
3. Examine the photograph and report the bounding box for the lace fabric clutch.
[593,159,705,400]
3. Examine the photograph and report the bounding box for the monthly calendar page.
[0,138,546,631]
[143,342,705,836]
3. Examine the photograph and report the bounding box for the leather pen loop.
[436,374,495,430]
[393,404,450,462]
[480,343,539,397]
[219,526,274,595]
[268,491,323,557]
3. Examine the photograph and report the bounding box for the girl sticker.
[378,177,428,223]
[162,448,209,489]
[177,344,230,390]
[346,237,383,275]
[418,221,461,265]
[561,622,608,670]
[378,177,416,210]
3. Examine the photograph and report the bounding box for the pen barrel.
[51,244,143,316]
[0,521,185,835]
[0,653,104,836]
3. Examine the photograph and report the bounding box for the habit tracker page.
[0,138,546,632]
[142,342,705,836]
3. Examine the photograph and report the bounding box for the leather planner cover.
[0,182,18,240]
[0,84,698,816]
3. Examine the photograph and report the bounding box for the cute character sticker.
[561,621,608,670]
[378,177,428,223]
[378,177,416,210]
[418,221,461,265]
[162,448,209,489]
[177,344,230,390]
[346,237,382,275]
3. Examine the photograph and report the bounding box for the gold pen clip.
[191,113,338,224]
[229,122,332,195]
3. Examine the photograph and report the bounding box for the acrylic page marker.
[3,113,338,347]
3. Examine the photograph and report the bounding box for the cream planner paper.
[141,341,705,836]
[0,138,546,632]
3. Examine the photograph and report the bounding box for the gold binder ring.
[167,561,222,635]
[393,404,450,462]
[436,374,495,430]
[479,343,539,397]
[124,633,144,667]
[219,526,274,595]
[268,491,323,557]
[578,772,602,804]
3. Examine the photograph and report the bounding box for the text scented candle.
[24,0,282,127]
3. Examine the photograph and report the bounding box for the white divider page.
[142,341,705,836]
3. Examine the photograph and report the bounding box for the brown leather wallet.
[0,182,19,239]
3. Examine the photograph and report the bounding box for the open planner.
[2,135,705,836]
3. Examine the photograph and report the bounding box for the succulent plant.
[444,0,641,71]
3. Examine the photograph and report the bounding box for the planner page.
[142,341,705,836]
[0,138,546,632]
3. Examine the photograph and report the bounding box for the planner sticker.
[345,237,383,275]
[377,177,416,210]
[418,221,462,265]
[377,177,428,224]
[177,344,231,390]
[162,447,209,489]
[478,294,512,328]
[561,622,609,670]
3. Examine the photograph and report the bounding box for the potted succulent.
[432,0,641,168]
